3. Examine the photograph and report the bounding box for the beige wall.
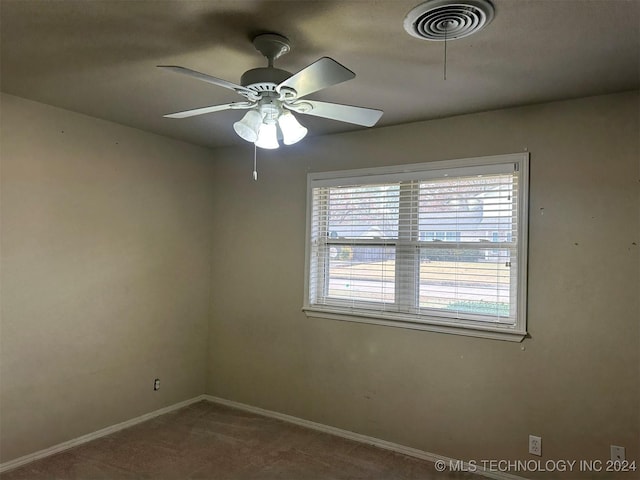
[0,94,215,462]
[207,92,639,476]
[2,91,638,477]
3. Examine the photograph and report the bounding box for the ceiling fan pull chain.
[443,23,448,81]
[253,143,258,181]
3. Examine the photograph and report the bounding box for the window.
[303,153,529,341]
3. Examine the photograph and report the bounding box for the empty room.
[0,1,638,479]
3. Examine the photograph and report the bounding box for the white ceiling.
[1,0,638,149]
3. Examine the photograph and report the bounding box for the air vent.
[404,0,494,41]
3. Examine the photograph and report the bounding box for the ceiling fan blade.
[163,102,252,119]
[277,57,355,99]
[292,100,383,127]
[158,65,253,97]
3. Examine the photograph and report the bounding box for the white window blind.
[304,153,529,341]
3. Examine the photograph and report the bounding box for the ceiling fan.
[158,33,383,149]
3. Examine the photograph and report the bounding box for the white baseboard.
[1,393,527,480]
[0,395,207,474]
[204,395,527,480]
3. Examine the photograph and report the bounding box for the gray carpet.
[1,400,481,479]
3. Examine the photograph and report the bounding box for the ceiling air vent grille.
[404,0,495,41]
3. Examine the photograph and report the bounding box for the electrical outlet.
[611,445,625,462]
[529,435,542,456]
[153,378,160,391]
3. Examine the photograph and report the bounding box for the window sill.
[302,306,527,342]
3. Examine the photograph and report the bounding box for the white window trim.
[302,153,529,342]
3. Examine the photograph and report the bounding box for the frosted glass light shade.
[278,111,308,145]
[255,122,279,149]
[233,110,263,143]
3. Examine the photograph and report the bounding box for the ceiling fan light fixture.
[255,122,279,149]
[278,111,308,145]
[260,102,280,123]
[233,109,263,142]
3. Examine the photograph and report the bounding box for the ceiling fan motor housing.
[240,67,292,89]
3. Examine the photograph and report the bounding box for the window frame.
[303,153,529,342]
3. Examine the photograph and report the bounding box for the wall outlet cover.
[611,445,625,462]
[529,435,542,456]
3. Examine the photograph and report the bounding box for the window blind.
[305,154,528,337]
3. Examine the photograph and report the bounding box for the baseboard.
[1,393,527,480]
[0,395,207,474]
[204,395,527,480]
